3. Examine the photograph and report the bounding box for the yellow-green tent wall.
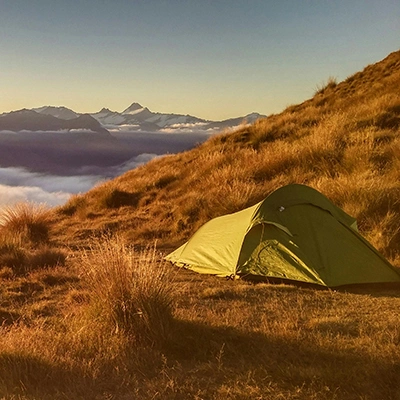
[166,184,400,287]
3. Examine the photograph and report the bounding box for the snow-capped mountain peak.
[98,107,113,114]
[122,103,145,115]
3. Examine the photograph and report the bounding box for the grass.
[0,202,66,275]
[79,236,175,344]
[0,202,52,245]
[314,75,338,95]
[1,262,400,399]
[1,50,400,399]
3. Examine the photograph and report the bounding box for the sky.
[0,1,399,121]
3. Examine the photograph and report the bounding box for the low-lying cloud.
[0,167,102,193]
[0,153,159,208]
[0,169,102,207]
[0,129,210,208]
[0,184,71,207]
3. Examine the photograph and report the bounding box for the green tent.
[166,184,400,287]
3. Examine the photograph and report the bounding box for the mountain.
[25,103,266,133]
[122,102,151,116]
[94,103,265,132]
[205,112,265,130]
[90,105,160,131]
[0,109,109,135]
[64,114,110,135]
[121,103,207,128]
[0,102,258,176]
[32,106,79,120]
[89,102,267,132]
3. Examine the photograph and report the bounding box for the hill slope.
[54,50,400,266]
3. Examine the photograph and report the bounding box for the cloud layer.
[0,153,159,208]
[0,183,71,207]
[0,129,209,208]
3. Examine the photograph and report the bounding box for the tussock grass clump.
[0,202,52,245]
[315,76,338,95]
[0,243,66,276]
[96,187,141,209]
[80,236,175,345]
[0,242,26,272]
[0,203,66,275]
[28,246,66,271]
[57,194,88,217]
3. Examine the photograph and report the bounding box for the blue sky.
[0,0,399,120]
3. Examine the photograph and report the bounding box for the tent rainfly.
[166,184,400,288]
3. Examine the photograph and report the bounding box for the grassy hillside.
[55,50,400,266]
[1,50,400,400]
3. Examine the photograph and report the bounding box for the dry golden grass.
[1,50,400,399]
[79,236,175,344]
[1,261,400,399]
[0,202,52,245]
[0,203,66,275]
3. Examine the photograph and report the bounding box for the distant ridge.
[0,109,109,135]
[0,104,267,134]
[32,106,79,120]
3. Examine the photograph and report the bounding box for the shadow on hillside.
[0,310,20,326]
[2,318,399,399]
[0,353,98,399]
[165,318,400,399]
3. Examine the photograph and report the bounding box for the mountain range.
[0,103,266,134]
[0,103,265,176]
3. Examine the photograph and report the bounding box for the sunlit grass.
[0,203,66,275]
[0,202,52,245]
[79,236,175,344]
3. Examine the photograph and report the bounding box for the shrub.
[79,236,175,345]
